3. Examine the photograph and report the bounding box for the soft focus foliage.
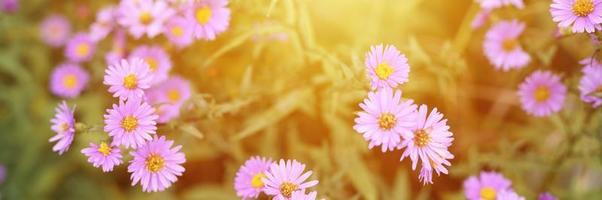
[1,0,602,199]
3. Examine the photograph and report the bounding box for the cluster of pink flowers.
[353,44,454,185]
[464,171,557,200]
[234,156,319,200]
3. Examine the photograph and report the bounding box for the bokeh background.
[1,0,602,199]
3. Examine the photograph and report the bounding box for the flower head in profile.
[263,159,319,200]
[399,105,454,185]
[81,142,123,172]
[463,171,512,200]
[104,98,158,149]
[65,33,96,63]
[49,63,89,99]
[164,16,194,48]
[39,14,71,47]
[365,44,410,89]
[550,0,602,33]
[147,76,192,123]
[518,70,567,117]
[105,30,127,65]
[484,20,530,71]
[103,58,154,100]
[117,0,174,38]
[538,192,558,200]
[234,156,273,199]
[89,6,116,42]
[49,101,76,155]
[497,190,525,200]
[579,58,602,108]
[129,45,172,85]
[290,190,317,200]
[129,136,186,192]
[476,0,524,9]
[186,0,231,40]
[353,88,417,152]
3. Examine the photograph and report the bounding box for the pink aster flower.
[65,33,96,63]
[105,30,127,65]
[463,171,512,200]
[365,44,410,90]
[186,0,231,40]
[471,8,491,30]
[49,63,89,99]
[579,59,602,107]
[518,70,567,117]
[147,76,192,123]
[104,98,158,149]
[484,20,530,71]
[129,45,172,85]
[49,101,76,155]
[234,156,273,199]
[117,0,174,38]
[81,142,123,172]
[39,15,71,47]
[89,6,117,42]
[263,159,319,200]
[497,190,525,200]
[0,0,18,13]
[550,0,602,33]
[164,16,194,48]
[476,0,524,9]
[290,190,317,200]
[103,58,154,100]
[353,88,417,152]
[399,105,454,185]
[538,192,557,200]
[128,136,186,192]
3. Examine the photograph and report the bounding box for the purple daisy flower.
[104,98,158,149]
[234,156,273,199]
[518,70,567,117]
[49,63,89,99]
[186,0,231,40]
[81,142,123,172]
[579,58,602,107]
[551,0,602,33]
[89,6,117,42]
[117,0,174,38]
[147,76,192,123]
[399,105,454,184]
[128,136,186,192]
[49,101,76,155]
[484,20,531,71]
[39,14,71,47]
[476,0,524,9]
[0,0,18,13]
[463,171,512,200]
[365,44,410,90]
[65,33,96,63]
[263,159,319,200]
[538,192,558,200]
[497,190,525,200]
[164,16,194,48]
[129,45,172,85]
[353,88,417,152]
[103,58,154,101]
[105,30,127,65]
[290,190,317,200]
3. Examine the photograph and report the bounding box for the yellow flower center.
[171,26,184,37]
[250,173,266,188]
[60,122,70,132]
[413,129,431,147]
[145,154,165,173]
[378,113,396,131]
[480,187,497,200]
[121,115,138,132]
[75,43,90,57]
[123,74,138,89]
[279,182,298,198]
[195,7,212,25]
[375,62,394,80]
[502,39,518,52]
[98,142,112,156]
[167,89,181,103]
[62,74,77,89]
[139,11,153,25]
[534,86,550,102]
[572,0,594,17]
[145,57,159,71]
